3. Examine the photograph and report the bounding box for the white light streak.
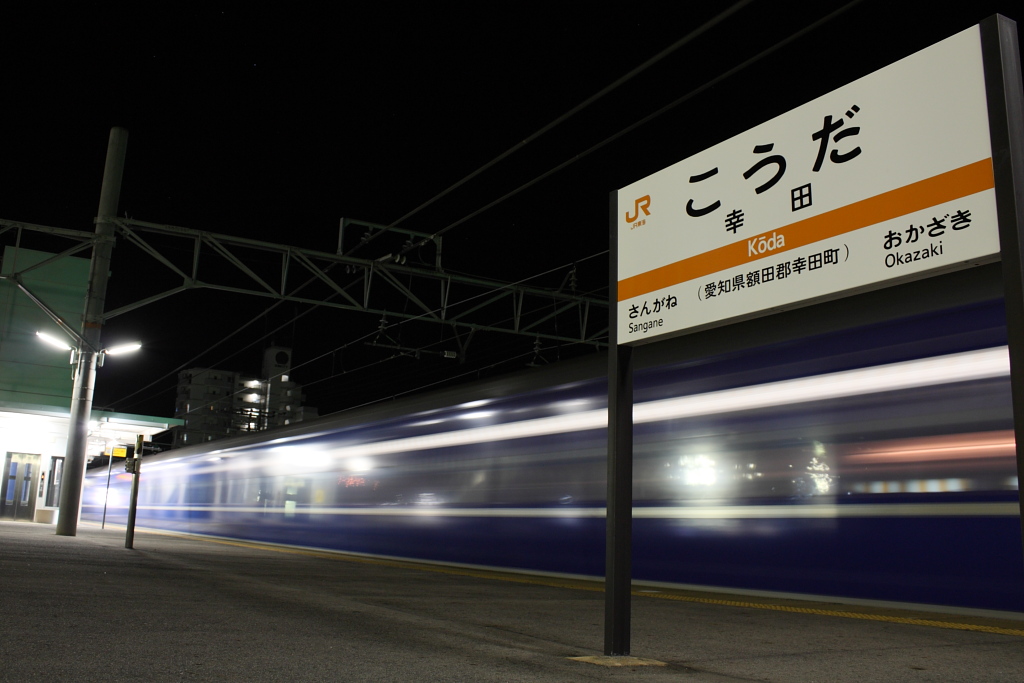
[458,411,495,421]
[460,399,493,409]
[636,347,1008,424]
[319,347,1008,460]
[347,457,373,472]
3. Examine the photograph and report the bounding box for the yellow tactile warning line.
[640,591,1024,638]
[133,527,1024,638]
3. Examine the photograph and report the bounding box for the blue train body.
[84,299,1024,614]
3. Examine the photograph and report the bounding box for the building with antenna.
[170,347,317,448]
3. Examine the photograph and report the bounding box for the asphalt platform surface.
[2,520,1024,682]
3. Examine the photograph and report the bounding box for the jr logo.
[625,195,651,223]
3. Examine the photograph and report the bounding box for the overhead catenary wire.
[352,0,757,253]
[401,0,866,252]
[314,348,542,415]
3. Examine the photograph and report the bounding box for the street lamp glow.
[36,331,72,350]
[105,342,142,356]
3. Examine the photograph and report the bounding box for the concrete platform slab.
[1,520,1022,682]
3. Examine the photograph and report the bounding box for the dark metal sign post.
[605,194,633,654]
[125,434,143,549]
[100,448,115,529]
[604,15,1023,658]
[983,16,1024,561]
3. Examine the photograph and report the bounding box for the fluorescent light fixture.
[105,342,142,356]
[36,331,72,350]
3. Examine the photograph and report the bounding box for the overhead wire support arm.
[0,274,93,350]
[374,267,441,320]
[289,252,364,309]
[114,223,194,284]
[340,218,443,269]
[107,217,601,304]
[98,217,606,345]
[280,249,290,296]
[449,288,519,323]
[20,241,99,278]
[201,233,280,297]
[579,301,590,342]
[5,212,608,348]
[5,214,607,355]
[0,218,98,242]
[102,285,193,320]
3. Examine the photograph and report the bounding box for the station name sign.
[615,25,1000,345]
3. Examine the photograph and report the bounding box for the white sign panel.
[616,25,999,345]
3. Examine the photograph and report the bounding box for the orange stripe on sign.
[617,158,994,302]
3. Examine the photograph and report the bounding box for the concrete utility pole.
[56,127,128,536]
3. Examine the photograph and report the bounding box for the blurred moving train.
[83,294,1024,615]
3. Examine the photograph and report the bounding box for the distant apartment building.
[170,347,316,448]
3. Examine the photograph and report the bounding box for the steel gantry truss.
[1,216,609,357]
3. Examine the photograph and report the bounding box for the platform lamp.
[36,330,141,534]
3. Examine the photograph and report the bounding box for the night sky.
[2,2,1021,418]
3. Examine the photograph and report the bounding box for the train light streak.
[841,431,1015,464]
[310,346,1009,461]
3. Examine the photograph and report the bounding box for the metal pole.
[55,350,98,535]
[981,16,1024,566]
[101,449,113,529]
[125,435,143,549]
[605,190,634,656]
[56,127,128,536]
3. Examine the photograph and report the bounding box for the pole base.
[568,656,666,667]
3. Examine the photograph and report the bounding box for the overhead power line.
[403,0,866,251]
[356,0,758,252]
